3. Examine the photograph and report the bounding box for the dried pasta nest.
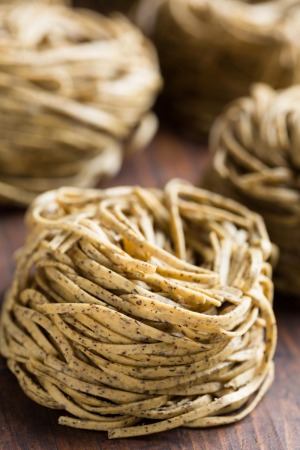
[204,83,300,297]
[0,1,161,206]
[135,0,300,137]
[0,179,277,438]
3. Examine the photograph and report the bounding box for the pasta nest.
[0,1,161,205]
[135,0,300,137]
[205,83,300,297]
[0,180,277,438]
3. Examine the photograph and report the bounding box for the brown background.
[73,1,135,14]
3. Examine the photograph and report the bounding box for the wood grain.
[0,130,299,450]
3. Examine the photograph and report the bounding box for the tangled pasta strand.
[205,83,300,297]
[0,180,277,438]
[136,0,300,137]
[0,1,161,205]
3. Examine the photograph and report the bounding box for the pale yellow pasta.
[205,83,300,297]
[135,0,300,137]
[0,179,277,438]
[0,1,161,205]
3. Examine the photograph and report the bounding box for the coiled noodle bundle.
[136,0,300,136]
[0,180,276,438]
[0,1,161,205]
[205,83,300,296]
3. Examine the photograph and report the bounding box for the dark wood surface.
[73,0,138,15]
[0,130,299,450]
[73,0,133,14]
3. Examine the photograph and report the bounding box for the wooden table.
[0,130,299,450]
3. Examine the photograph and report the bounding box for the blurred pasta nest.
[205,83,300,297]
[0,0,161,205]
[136,0,300,137]
[0,179,276,438]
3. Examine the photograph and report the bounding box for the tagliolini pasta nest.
[0,180,277,438]
[205,83,300,297]
[0,1,161,205]
[136,0,300,137]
